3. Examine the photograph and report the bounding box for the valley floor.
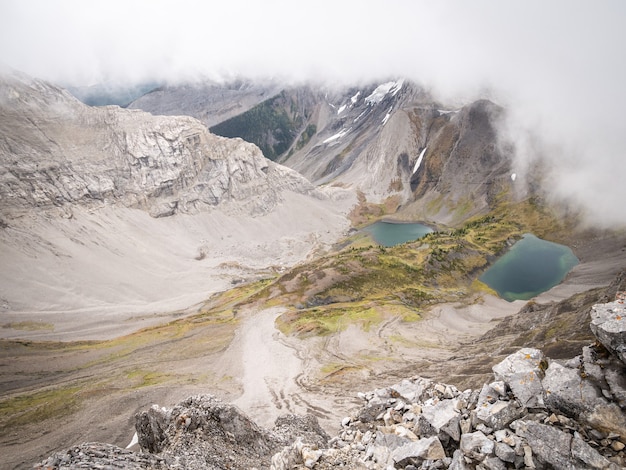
[1,229,626,469]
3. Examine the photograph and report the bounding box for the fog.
[1,0,625,226]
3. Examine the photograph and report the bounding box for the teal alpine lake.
[480,234,579,302]
[363,221,433,247]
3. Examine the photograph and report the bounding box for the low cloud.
[1,0,625,226]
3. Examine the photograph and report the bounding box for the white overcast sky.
[1,0,625,226]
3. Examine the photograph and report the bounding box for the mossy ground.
[249,197,576,338]
[0,195,581,446]
[1,321,54,331]
[0,280,270,433]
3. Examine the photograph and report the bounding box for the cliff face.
[130,79,517,221]
[0,71,317,220]
[128,79,283,128]
[0,71,353,323]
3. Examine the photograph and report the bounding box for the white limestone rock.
[492,348,546,408]
[590,300,626,365]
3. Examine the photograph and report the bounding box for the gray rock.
[273,414,330,450]
[494,442,516,463]
[478,399,523,430]
[582,345,608,388]
[477,383,500,406]
[513,419,618,469]
[136,395,280,469]
[414,413,438,438]
[488,381,507,397]
[33,443,166,469]
[492,348,547,409]
[135,404,171,453]
[571,433,620,469]
[421,397,462,441]
[459,431,495,459]
[391,436,446,464]
[542,361,603,418]
[390,377,432,403]
[449,449,470,470]
[604,363,626,408]
[375,431,413,451]
[481,456,507,470]
[590,301,626,365]
[585,402,626,443]
[0,71,319,221]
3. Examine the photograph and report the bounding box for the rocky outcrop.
[0,70,357,325]
[36,395,330,470]
[0,70,319,220]
[590,292,626,364]
[129,79,518,219]
[128,79,284,129]
[35,294,626,469]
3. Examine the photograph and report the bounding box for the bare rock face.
[134,395,280,469]
[35,291,626,469]
[590,293,626,365]
[129,79,518,220]
[0,70,318,221]
[128,79,284,129]
[0,70,356,329]
[492,348,547,409]
[34,443,167,469]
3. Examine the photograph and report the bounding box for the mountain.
[4,71,626,470]
[128,78,283,128]
[130,79,518,223]
[65,81,160,107]
[0,72,321,219]
[0,71,354,331]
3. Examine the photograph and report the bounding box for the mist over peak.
[1,0,624,226]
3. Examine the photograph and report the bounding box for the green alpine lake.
[479,234,579,302]
[363,221,433,247]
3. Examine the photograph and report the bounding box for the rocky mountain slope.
[0,71,354,334]
[128,79,283,128]
[0,72,319,219]
[34,289,626,469]
[4,70,626,470]
[129,79,518,224]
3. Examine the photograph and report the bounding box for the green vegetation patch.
[255,198,575,338]
[0,385,82,432]
[277,303,383,337]
[2,321,54,331]
[125,369,175,389]
[296,124,317,150]
[210,91,314,160]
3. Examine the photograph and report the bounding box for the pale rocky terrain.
[128,79,283,128]
[0,70,355,340]
[130,79,518,224]
[2,70,626,469]
[33,292,626,469]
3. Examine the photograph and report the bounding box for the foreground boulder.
[590,293,626,365]
[35,295,626,469]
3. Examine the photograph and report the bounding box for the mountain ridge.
[128,79,519,224]
[0,70,355,332]
[2,70,626,470]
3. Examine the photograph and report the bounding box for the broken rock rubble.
[35,297,626,469]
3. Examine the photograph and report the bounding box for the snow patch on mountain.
[323,128,351,144]
[365,80,404,105]
[381,107,393,125]
[353,110,367,123]
[412,147,427,174]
